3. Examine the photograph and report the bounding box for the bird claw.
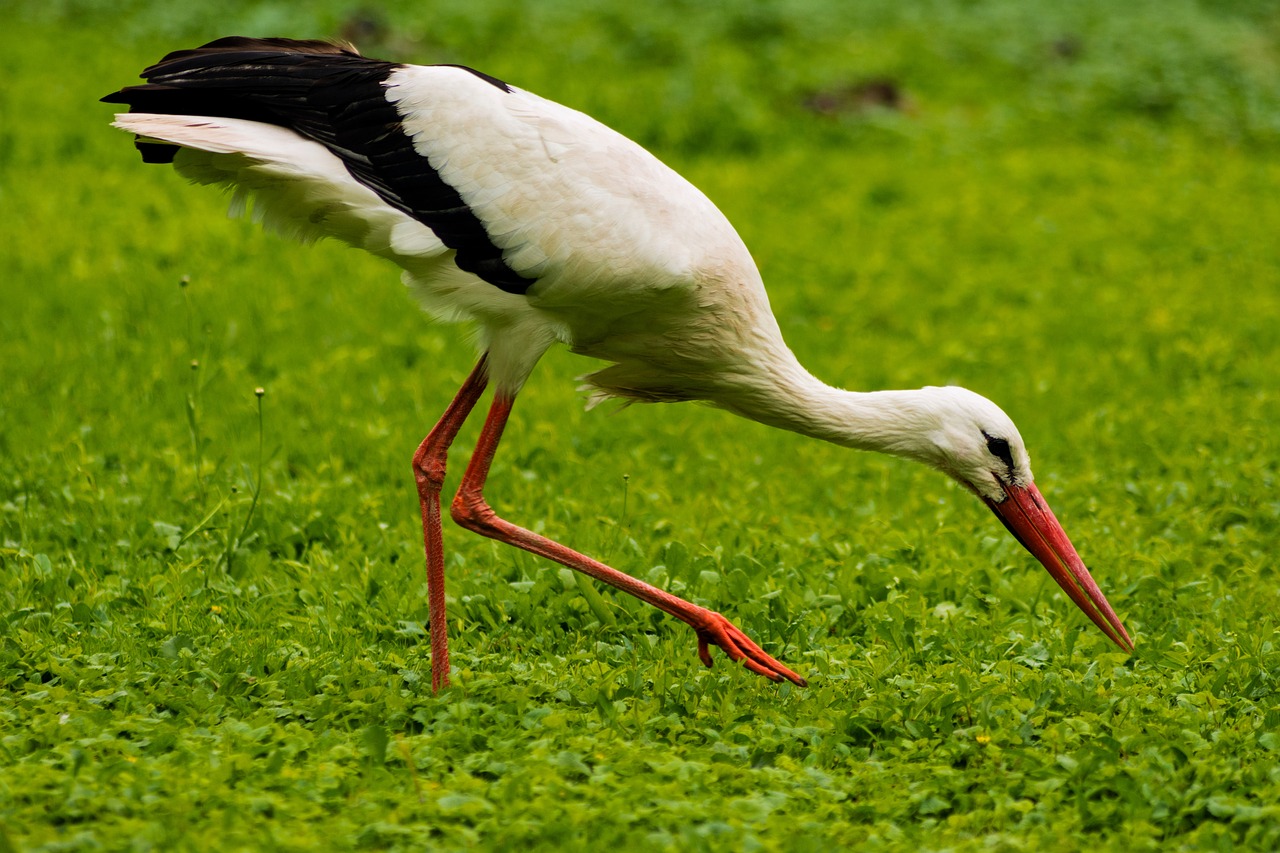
[691,610,808,687]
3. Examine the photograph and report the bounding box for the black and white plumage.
[105,38,743,399]
[105,38,1132,690]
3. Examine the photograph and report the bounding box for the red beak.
[985,482,1133,652]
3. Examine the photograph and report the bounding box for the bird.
[103,37,1134,691]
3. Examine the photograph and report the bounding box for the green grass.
[3,3,1280,850]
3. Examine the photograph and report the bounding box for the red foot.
[690,609,807,686]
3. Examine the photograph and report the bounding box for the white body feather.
[112,60,1033,501]
[114,65,779,401]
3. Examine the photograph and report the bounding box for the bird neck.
[712,347,941,467]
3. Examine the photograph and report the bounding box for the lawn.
[2,1,1279,850]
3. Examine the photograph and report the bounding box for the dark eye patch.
[984,434,1014,470]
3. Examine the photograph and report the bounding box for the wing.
[103,38,757,313]
[384,65,752,307]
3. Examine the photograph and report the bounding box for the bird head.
[911,386,1030,502]
[904,386,1134,652]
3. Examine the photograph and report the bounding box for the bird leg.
[412,356,490,692]
[449,392,808,687]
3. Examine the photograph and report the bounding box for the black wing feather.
[103,37,534,294]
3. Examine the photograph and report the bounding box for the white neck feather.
[709,346,944,468]
[699,328,1026,502]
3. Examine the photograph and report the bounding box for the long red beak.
[984,482,1134,652]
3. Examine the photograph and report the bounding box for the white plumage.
[106,37,1132,690]
[114,61,753,400]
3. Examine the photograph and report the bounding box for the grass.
[3,2,1280,850]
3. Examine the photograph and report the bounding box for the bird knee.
[450,489,496,532]
[412,446,448,492]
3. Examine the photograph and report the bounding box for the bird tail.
[110,113,319,167]
[101,37,391,164]
[108,111,451,269]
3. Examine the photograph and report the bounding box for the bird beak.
[984,481,1134,652]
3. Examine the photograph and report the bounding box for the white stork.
[104,37,1133,691]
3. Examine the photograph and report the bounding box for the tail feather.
[101,36,392,151]
[112,112,448,265]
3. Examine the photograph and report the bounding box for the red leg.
[449,393,807,687]
[413,355,490,692]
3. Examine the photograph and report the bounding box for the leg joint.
[413,444,448,491]
[450,488,496,531]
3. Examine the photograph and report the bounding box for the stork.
[104,37,1134,691]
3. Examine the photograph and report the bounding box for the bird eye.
[985,435,1013,467]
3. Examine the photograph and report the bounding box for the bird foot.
[690,609,807,687]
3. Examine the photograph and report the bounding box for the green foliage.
[3,3,1280,850]
[14,0,1280,152]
